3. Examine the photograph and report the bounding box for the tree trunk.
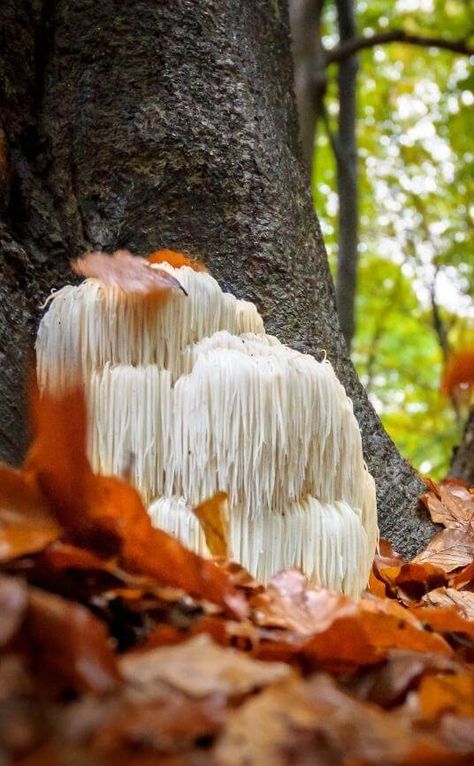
[289,0,327,172]
[449,408,474,486]
[334,0,359,350]
[0,0,435,557]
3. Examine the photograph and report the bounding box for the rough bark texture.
[449,408,474,486]
[0,0,435,557]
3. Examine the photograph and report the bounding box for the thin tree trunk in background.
[289,0,326,173]
[335,0,359,350]
[0,0,436,558]
[449,408,474,486]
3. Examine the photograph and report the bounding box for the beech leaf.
[413,525,474,573]
[120,634,292,700]
[193,492,230,558]
[73,249,187,296]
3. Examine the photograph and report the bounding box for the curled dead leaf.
[73,250,187,296]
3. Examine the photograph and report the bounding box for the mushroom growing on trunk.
[36,252,377,596]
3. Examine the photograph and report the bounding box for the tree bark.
[0,0,435,557]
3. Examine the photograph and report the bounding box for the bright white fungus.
[36,264,378,596]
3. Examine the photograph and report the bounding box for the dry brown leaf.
[26,586,121,694]
[420,484,473,528]
[413,526,474,573]
[0,576,28,647]
[73,249,187,295]
[215,673,458,766]
[421,588,474,621]
[120,634,292,700]
[251,569,355,635]
[193,492,229,558]
[350,649,459,707]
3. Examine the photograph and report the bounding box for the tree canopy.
[312,0,474,477]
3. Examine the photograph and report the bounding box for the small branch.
[326,30,474,64]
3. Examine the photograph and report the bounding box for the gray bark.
[0,0,435,557]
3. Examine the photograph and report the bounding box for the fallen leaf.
[421,588,474,621]
[376,562,447,604]
[93,694,226,756]
[420,484,473,528]
[147,249,207,272]
[26,586,120,694]
[451,562,474,590]
[120,634,292,700]
[73,249,187,295]
[0,576,28,647]
[413,526,474,573]
[0,466,60,562]
[300,597,452,670]
[410,606,474,643]
[439,714,474,755]
[350,649,459,707]
[251,572,452,670]
[215,673,458,766]
[26,387,247,617]
[193,492,229,558]
[251,569,355,635]
[418,673,474,718]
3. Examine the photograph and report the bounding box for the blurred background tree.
[290,0,474,479]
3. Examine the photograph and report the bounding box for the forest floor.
[1,385,473,766]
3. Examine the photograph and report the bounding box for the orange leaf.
[147,248,207,272]
[418,673,474,718]
[72,249,187,296]
[0,465,60,562]
[25,387,246,617]
[193,492,229,557]
[441,349,474,394]
[410,605,474,642]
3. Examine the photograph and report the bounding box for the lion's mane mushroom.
[36,255,377,595]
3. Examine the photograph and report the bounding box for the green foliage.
[313,0,473,477]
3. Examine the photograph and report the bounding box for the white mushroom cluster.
[36,263,377,595]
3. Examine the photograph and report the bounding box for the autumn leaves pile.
[0,251,474,765]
